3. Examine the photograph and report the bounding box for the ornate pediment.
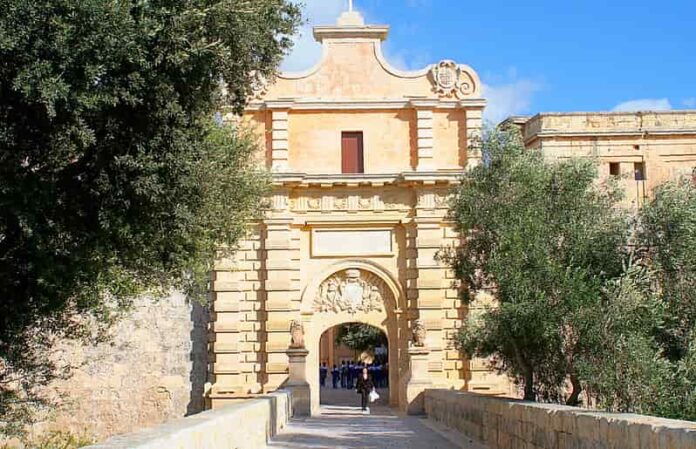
[313,269,390,314]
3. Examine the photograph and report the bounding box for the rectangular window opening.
[609,162,620,177]
[341,131,364,174]
[634,162,646,181]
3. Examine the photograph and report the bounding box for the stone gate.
[206,9,514,414]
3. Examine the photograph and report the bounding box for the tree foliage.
[448,127,628,403]
[335,324,387,354]
[579,180,696,419]
[0,0,300,436]
[448,126,696,420]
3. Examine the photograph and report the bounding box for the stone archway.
[299,261,406,414]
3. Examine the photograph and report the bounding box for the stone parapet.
[84,391,292,449]
[424,389,696,449]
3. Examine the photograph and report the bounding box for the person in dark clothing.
[319,362,328,387]
[355,367,375,413]
[346,362,354,389]
[340,361,347,388]
[331,364,340,389]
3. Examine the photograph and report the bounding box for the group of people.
[319,360,389,390]
[319,361,387,413]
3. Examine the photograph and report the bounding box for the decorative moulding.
[244,98,486,111]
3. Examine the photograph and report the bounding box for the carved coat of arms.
[430,60,474,98]
[314,269,386,314]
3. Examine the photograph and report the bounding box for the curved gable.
[252,11,482,103]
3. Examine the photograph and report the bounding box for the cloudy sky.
[281,0,695,123]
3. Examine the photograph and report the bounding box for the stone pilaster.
[465,108,483,169]
[263,190,301,391]
[413,188,449,385]
[271,110,290,171]
[209,224,263,402]
[441,222,467,388]
[416,108,435,171]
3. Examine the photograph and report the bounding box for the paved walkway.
[267,388,480,449]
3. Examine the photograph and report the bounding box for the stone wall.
[83,391,291,449]
[36,292,208,441]
[424,389,696,449]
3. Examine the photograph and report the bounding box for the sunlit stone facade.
[206,10,515,414]
[207,11,696,414]
[508,112,696,207]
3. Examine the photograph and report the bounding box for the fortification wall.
[35,293,208,441]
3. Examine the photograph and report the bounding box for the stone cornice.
[245,98,486,112]
[313,25,389,42]
[525,129,696,145]
[271,171,464,188]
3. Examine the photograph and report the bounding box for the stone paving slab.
[267,389,482,449]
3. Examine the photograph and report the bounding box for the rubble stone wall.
[39,292,209,441]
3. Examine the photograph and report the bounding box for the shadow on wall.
[186,300,209,415]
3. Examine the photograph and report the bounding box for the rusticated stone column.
[286,348,310,416]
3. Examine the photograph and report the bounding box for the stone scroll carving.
[313,269,390,314]
[430,60,475,98]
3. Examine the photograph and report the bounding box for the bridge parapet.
[84,390,291,449]
[425,389,696,449]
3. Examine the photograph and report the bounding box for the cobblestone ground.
[267,387,478,449]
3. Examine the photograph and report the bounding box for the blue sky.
[282,0,696,123]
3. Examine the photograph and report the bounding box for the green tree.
[447,127,628,403]
[579,180,696,420]
[0,0,300,436]
[335,324,387,354]
[638,179,696,362]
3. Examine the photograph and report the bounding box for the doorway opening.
[318,322,389,407]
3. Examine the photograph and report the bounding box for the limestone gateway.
[206,10,696,415]
[207,9,502,414]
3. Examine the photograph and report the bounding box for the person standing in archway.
[355,367,375,414]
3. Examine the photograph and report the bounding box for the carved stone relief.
[249,72,269,100]
[289,191,411,212]
[412,319,427,347]
[313,269,391,314]
[289,320,305,349]
[430,60,475,99]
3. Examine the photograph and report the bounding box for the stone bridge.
[85,389,696,449]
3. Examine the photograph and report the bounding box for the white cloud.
[482,79,541,124]
[683,98,696,108]
[612,98,673,112]
[281,0,345,72]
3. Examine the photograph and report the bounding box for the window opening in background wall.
[609,162,620,177]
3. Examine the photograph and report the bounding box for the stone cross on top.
[348,0,354,11]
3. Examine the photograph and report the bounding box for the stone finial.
[289,320,305,349]
[412,319,427,347]
[337,10,365,27]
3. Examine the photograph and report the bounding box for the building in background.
[506,112,696,207]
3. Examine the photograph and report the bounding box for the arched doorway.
[318,323,389,407]
[299,261,407,414]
